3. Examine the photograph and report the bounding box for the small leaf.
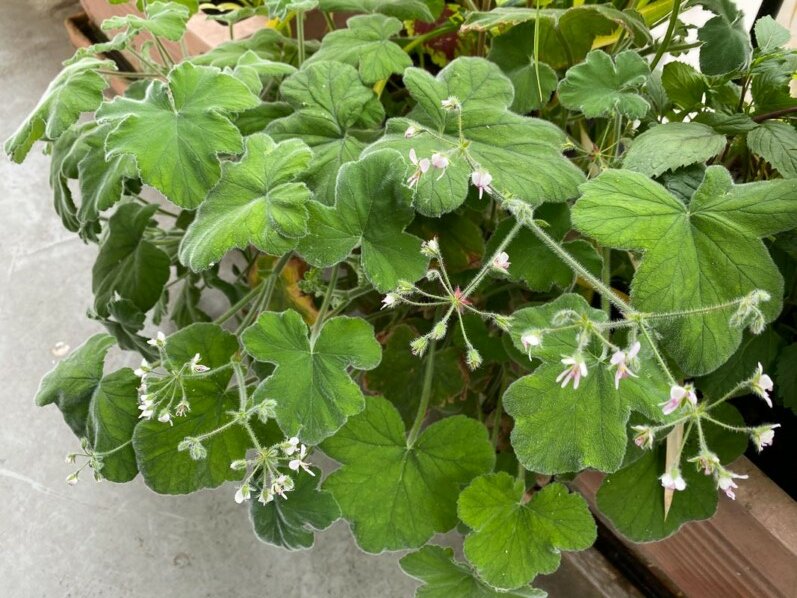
[747,121,797,179]
[243,310,381,444]
[267,61,385,203]
[695,0,752,76]
[400,545,547,598]
[191,28,297,68]
[102,0,191,41]
[97,62,260,208]
[573,166,797,375]
[754,15,791,54]
[558,50,650,119]
[5,57,113,163]
[307,14,412,84]
[459,474,595,590]
[297,150,429,292]
[179,133,313,271]
[35,333,116,437]
[322,396,495,552]
[92,203,171,317]
[250,466,340,550]
[661,61,707,111]
[318,0,439,22]
[622,122,726,177]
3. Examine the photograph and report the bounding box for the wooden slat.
[574,457,797,597]
[537,547,645,597]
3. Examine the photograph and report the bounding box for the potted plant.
[6,0,797,594]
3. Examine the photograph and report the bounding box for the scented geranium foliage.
[10,0,797,594]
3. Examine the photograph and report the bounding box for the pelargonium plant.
[7,0,797,593]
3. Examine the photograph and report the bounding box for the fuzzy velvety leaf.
[697,12,751,76]
[243,310,381,444]
[365,325,465,426]
[133,323,244,494]
[267,61,384,203]
[558,50,650,118]
[191,28,297,68]
[179,134,312,270]
[400,545,547,598]
[368,57,584,216]
[661,61,707,111]
[596,404,747,541]
[34,334,116,437]
[323,396,494,552]
[747,121,797,179]
[5,57,112,163]
[573,167,797,375]
[307,14,412,84]
[459,474,595,589]
[250,466,340,550]
[97,62,260,208]
[318,0,439,22]
[754,15,791,54]
[87,368,140,483]
[92,203,171,317]
[102,1,190,41]
[297,150,428,292]
[622,122,726,177]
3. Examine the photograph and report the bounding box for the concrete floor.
[0,3,588,596]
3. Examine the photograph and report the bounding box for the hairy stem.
[407,339,437,445]
[310,264,340,342]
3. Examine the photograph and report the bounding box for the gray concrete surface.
[0,3,583,597]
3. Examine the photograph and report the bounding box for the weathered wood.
[537,547,645,597]
[575,457,797,597]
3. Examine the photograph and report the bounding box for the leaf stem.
[407,338,437,445]
[650,0,682,70]
[296,10,306,66]
[310,264,340,342]
[215,280,266,325]
[235,252,292,333]
[462,221,523,298]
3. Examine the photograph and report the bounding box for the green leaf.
[748,121,797,179]
[88,368,140,483]
[505,294,671,473]
[249,466,340,550]
[776,343,797,413]
[133,323,245,494]
[322,396,495,552]
[400,545,547,598]
[267,61,384,203]
[318,0,439,22]
[459,474,595,590]
[661,61,707,111]
[243,310,381,444]
[365,325,465,426]
[368,57,584,216]
[622,122,726,177]
[179,133,312,270]
[191,28,297,68]
[307,15,412,84]
[695,0,751,76]
[92,203,171,317]
[595,404,747,541]
[102,1,190,41]
[34,334,116,437]
[573,166,797,375]
[97,62,260,208]
[754,15,791,54]
[5,57,112,163]
[558,50,650,119]
[297,150,429,292]
[751,53,797,115]
[485,206,601,292]
[409,213,485,273]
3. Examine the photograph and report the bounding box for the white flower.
[610,341,641,389]
[281,436,301,456]
[751,423,780,452]
[234,484,251,504]
[717,468,748,500]
[271,474,295,499]
[258,488,274,505]
[133,359,151,378]
[631,425,654,450]
[689,451,720,476]
[421,237,440,257]
[407,149,431,189]
[471,170,493,199]
[751,362,774,408]
[157,410,173,425]
[660,467,686,491]
[430,152,449,179]
[440,96,460,111]
[492,251,510,273]
[288,445,315,476]
[521,330,542,351]
[65,453,77,464]
[190,353,210,373]
[175,399,190,417]
[381,293,399,310]
[660,384,698,415]
[138,396,155,419]
[556,354,588,390]
[66,472,79,486]
[147,331,166,348]
[404,125,418,139]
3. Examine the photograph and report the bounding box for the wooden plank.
[537,547,645,597]
[574,457,797,597]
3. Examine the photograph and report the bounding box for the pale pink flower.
[407,149,430,189]
[431,152,449,170]
[751,424,780,452]
[404,125,418,139]
[381,293,398,310]
[610,341,640,389]
[556,355,588,390]
[492,251,510,273]
[717,469,748,500]
[520,330,542,351]
[660,467,686,491]
[751,362,774,407]
[288,445,315,476]
[689,451,720,476]
[660,384,698,415]
[471,170,493,199]
[631,425,654,449]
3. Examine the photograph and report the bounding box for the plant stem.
[310,264,340,342]
[601,247,612,317]
[640,324,677,385]
[752,105,797,122]
[296,10,306,66]
[235,253,292,333]
[650,0,682,70]
[402,23,459,54]
[407,339,437,445]
[216,280,266,325]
